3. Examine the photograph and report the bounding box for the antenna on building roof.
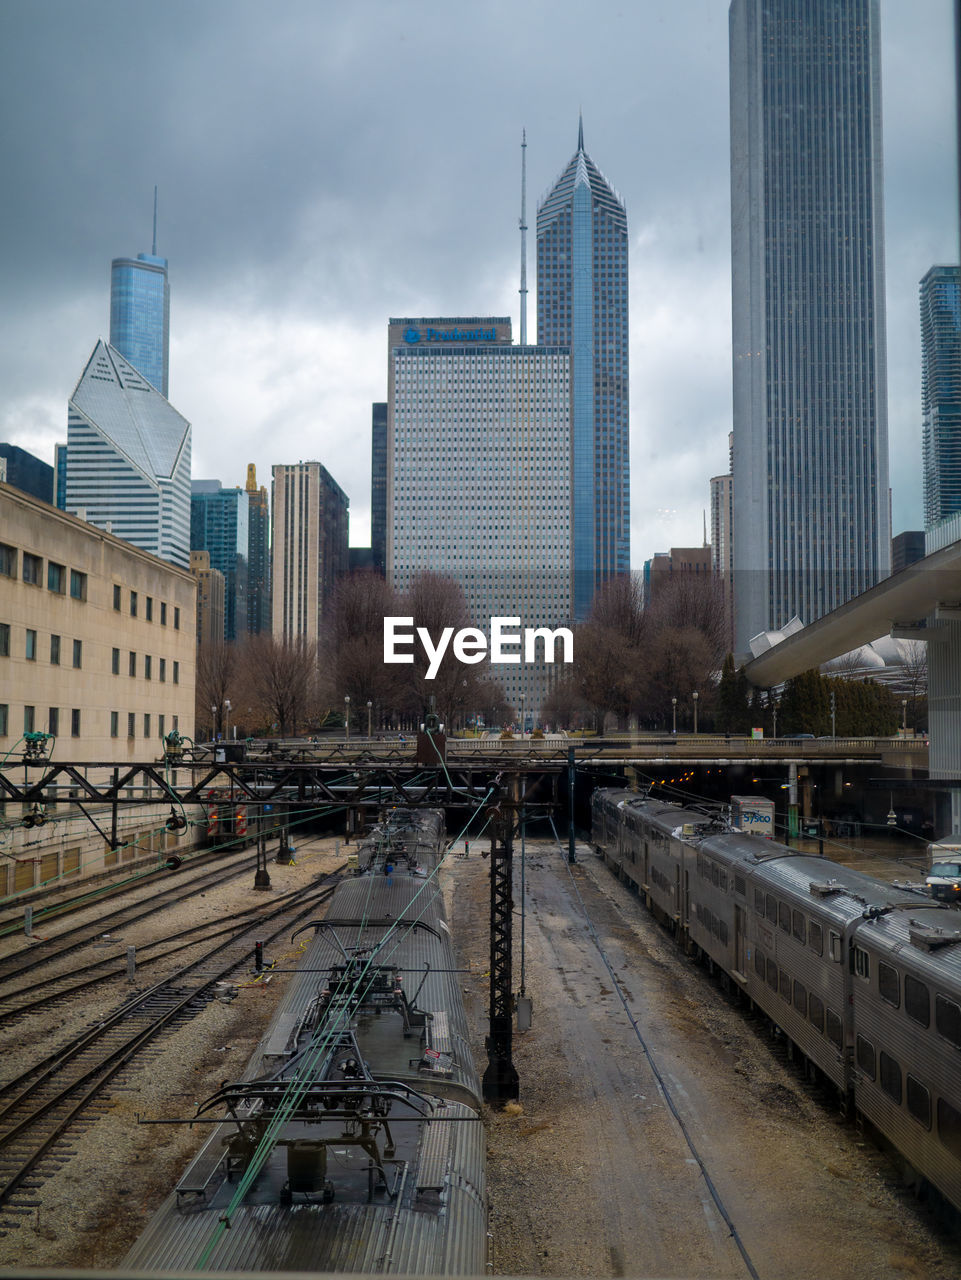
[152,186,158,256]
[519,129,528,346]
[703,509,708,546]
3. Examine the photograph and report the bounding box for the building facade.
[110,251,170,398]
[189,550,226,647]
[921,265,961,531]
[730,0,890,650]
[537,118,629,617]
[0,444,54,505]
[190,480,249,643]
[371,402,388,575]
[0,482,196,763]
[387,317,572,716]
[271,462,349,645]
[64,341,191,570]
[245,464,271,634]
[710,471,735,653]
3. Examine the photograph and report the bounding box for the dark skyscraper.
[371,402,387,575]
[245,463,272,634]
[110,192,170,397]
[190,481,248,643]
[537,117,629,618]
[730,0,890,650]
[921,265,961,530]
[0,443,53,504]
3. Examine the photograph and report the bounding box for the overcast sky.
[0,0,956,563]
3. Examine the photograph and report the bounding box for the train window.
[878,962,900,1008]
[856,1035,876,1080]
[808,921,823,955]
[829,931,842,963]
[735,875,746,898]
[778,902,791,933]
[755,888,765,916]
[719,871,728,893]
[935,994,961,1049]
[904,975,930,1028]
[937,1098,961,1160]
[854,947,871,981]
[712,864,720,887]
[755,947,766,980]
[826,1010,843,1049]
[779,969,791,1002]
[793,980,807,1015]
[906,1076,932,1130]
[766,894,777,924]
[879,1052,902,1104]
[792,909,805,943]
[809,994,825,1034]
[766,957,778,991]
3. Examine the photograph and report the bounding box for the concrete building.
[730,0,890,650]
[0,444,54,504]
[189,550,225,647]
[537,117,629,617]
[64,340,191,569]
[710,471,735,653]
[0,482,195,763]
[271,462,349,644]
[387,316,572,716]
[921,265,961,531]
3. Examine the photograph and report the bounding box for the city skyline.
[0,1,955,572]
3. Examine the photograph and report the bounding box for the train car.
[125,808,488,1275]
[592,787,961,1212]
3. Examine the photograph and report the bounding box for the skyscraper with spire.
[537,116,629,618]
[110,188,170,397]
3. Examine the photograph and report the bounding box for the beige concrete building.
[0,482,196,762]
[190,550,225,647]
[271,461,348,644]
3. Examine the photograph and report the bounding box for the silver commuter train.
[592,787,961,1213]
[125,808,488,1275]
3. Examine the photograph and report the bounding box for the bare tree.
[238,634,319,737]
[320,571,405,732]
[195,641,237,738]
[398,573,490,729]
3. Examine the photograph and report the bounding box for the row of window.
[0,624,83,667]
[0,543,87,600]
[112,584,180,629]
[754,886,842,960]
[110,649,179,683]
[754,946,844,1048]
[1,705,82,738]
[855,1032,961,1158]
[110,711,177,740]
[855,949,961,1049]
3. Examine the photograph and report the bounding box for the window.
[793,980,807,1015]
[146,596,153,621]
[755,888,765,916]
[766,957,778,991]
[754,947,766,979]
[0,543,16,577]
[48,707,59,737]
[173,661,179,684]
[856,1035,876,1080]
[113,584,122,611]
[160,601,167,625]
[143,713,151,738]
[145,655,152,680]
[112,648,120,675]
[25,629,37,661]
[159,657,166,682]
[766,893,777,923]
[809,921,823,955]
[778,902,791,934]
[829,930,843,962]
[906,1076,931,1129]
[72,639,82,669]
[24,705,35,733]
[128,712,136,738]
[70,570,87,601]
[792,909,806,942]
[938,1098,961,1160]
[0,704,7,736]
[826,1009,843,1049]
[174,606,180,630]
[880,1052,902,1104]
[854,947,871,981]
[779,969,791,1002]
[905,975,930,1027]
[47,561,65,593]
[878,962,900,1008]
[71,709,80,738]
[158,714,165,738]
[22,552,41,585]
[936,994,961,1048]
[0,623,8,657]
[130,591,138,617]
[110,711,119,738]
[129,651,137,677]
[50,634,61,665]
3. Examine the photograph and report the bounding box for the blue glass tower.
[921,265,961,531]
[190,481,249,643]
[537,117,629,618]
[110,197,169,398]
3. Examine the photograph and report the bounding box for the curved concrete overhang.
[744,538,961,688]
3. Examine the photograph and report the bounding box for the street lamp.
[210,705,218,740]
[692,690,699,736]
[772,700,778,740]
[224,699,232,742]
[902,699,908,735]
[367,700,373,739]
[520,693,526,736]
[344,695,351,743]
[671,696,677,735]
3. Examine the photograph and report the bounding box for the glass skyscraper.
[371,402,388,575]
[730,0,890,651]
[110,252,170,398]
[537,118,629,619]
[921,265,961,531]
[190,481,249,643]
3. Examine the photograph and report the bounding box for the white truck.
[925,836,961,902]
[731,795,775,838]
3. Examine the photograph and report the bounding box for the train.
[124,808,488,1275]
[591,787,961,1214]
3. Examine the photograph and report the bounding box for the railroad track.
[0,875,340,1234]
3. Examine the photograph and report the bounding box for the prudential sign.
[403,325,496,343]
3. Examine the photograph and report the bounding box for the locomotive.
[592,787,961,1213]
[125,808,488,1274]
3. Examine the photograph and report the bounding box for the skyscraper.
[371,402,387,576]
[921,265,961,531]
[110,196,169,397]
[730,0,890,651]
[271,462,349,644]
[190,480,249,643]
[65,340,190,568]
[245,464,272,634]
[537,117,629,618]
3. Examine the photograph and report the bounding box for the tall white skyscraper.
[730,0,890,651]
[271,461,349,645]
[387,317,572,715]
[65,340,190,568]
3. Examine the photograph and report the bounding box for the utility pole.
[482,798,520,1105]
